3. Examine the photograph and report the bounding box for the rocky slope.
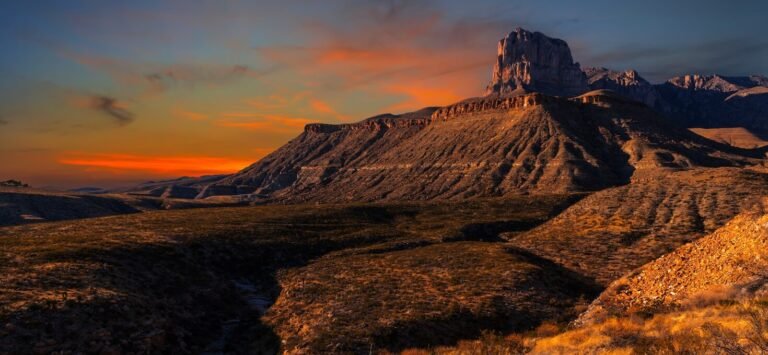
[577,198,768,325]
[119,174,230,199]
[201,91,762,202]
[505,168,768,285]
[485,28,588,96]
[690,127,768,149]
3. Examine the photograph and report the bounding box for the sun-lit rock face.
[485,28,588,97]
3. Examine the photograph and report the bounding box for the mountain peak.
[485,29,588,97]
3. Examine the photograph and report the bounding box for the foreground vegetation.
[0,195,588,354]
[417,292,768,354]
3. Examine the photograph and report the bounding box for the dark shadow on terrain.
[0,219,394,354]
[364,240,434,255]
[365,247,602,353]
[372,306,540,353]
[1,199,591,353]
[507,246,604,296]
[447,194,587,242]
[447,220,542,242]
[0,192,147,226]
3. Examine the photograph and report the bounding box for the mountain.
[200,90,763,202]
[0,186,158,226]
[583,69,768,132]
[584,67,660,108]
[656,74,768,130]
[485,28,588,96]
[120,174,230,199]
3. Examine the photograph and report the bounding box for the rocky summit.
[485,28,588,97]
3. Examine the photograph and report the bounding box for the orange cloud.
[257,42,488,114]
[217,120,273,130]
[59,153,257,176]
[264,115,314,128]
[216,115,314,132]
[309,98,335,115]
[384,82,464,112]
[172,108,208,121]
[221,112,262,118]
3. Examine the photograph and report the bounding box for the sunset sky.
[2,0,767,189]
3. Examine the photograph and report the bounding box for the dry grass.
[0,195,580,354]
[530,295,768,355]
[425,291,768,355]
[266,243,597,354]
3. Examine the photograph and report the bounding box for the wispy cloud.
[81,96,135,126]
[60,50,265,95]
[252,1,521,111]
[216,114,315,133]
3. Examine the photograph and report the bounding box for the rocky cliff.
[481,29,768,133]
[485,28,588,97]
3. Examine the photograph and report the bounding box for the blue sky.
[1,0,767,188]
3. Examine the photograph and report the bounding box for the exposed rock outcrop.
[485,28,588,97]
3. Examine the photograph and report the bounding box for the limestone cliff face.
[485,28,588,97]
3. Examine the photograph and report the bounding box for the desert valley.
[2,3,768,354]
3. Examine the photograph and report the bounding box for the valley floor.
[2,167,767,354]
[0,195,591,354]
